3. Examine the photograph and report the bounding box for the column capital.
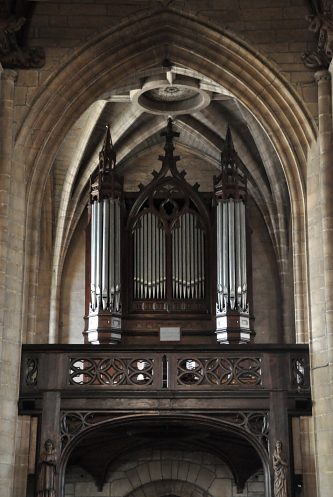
[1,69,18,83]
[315,69,332,83]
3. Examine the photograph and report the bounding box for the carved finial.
[214,126,247,201]
[161,117,180,153]
[221,125,236,166]
[99,124,116,172]
[91,124,123,202]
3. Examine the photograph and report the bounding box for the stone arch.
[59,413,271,497]
[125,479,215,497]
[14,7,316,343]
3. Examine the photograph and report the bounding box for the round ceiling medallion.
[130,75,211,115]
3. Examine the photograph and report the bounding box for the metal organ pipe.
[216,199,247,313]
[161,219,165,298]
[235,201,242,310]
[171,213,205,299]
[90,202,97,311]
[222,202,228,311]
[90,197,122,313]
[102,199,109,310]
[95,201,102,310]
[193,219,198,299]
[133,213,166,300]
[240,202,247,311]
[114,201,121,311]
[109,199,115,309]
[228,200,235,310]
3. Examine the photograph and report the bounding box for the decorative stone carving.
[0,16,45,69]
[303,0,333,69]
[130,72,211,115]
[37,439,57,497]
[273,440,288,497]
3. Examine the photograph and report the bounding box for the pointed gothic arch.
[14,7,316,344]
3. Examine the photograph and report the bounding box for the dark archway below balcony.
[62,414,269,496]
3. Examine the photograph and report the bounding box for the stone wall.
[59,216,86,343]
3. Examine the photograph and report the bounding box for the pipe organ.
[214,126,252,343]
[85,120,253,344]
[128,119,210,318]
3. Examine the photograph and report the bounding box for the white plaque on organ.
[160,327,181,341]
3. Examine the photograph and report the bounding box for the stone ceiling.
[50,62,291,279]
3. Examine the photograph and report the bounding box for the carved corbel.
[303,1,333,70]
[0,15,45,69]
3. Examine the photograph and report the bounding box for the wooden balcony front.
[19,343,311,415]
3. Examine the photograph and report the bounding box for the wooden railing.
[20,344,310,395]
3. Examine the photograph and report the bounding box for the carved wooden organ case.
[85,119,254,345]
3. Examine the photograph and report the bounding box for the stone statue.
[37,439,57,497]
[273,440,288,497]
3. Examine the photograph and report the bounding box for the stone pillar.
[315,69,333,374]
[312,68,333,497]
[0,69,25,497]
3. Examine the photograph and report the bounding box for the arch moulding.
[15,7,316,343]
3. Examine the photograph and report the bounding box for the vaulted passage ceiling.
[67,417,264,491]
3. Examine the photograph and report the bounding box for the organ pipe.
[216,200,247,313]
[132,210,205,301]
[133,213,166,300]
[171,213,205,299]
[90,196,122,313]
